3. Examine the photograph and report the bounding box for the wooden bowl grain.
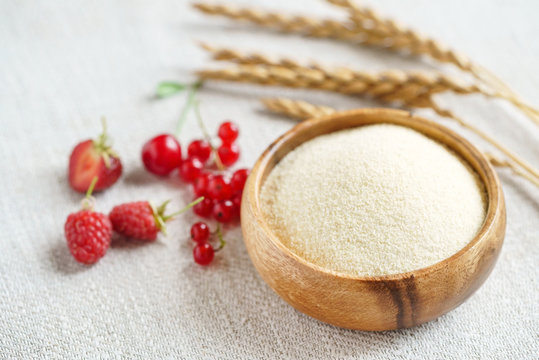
[241,108,506,331]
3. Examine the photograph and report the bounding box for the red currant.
[232,193,242,219]
[207,175,232,201]
[217,121,239,144]
[193,197,213,218]
[187,139,212,164]
[190,222,210,243]
[217,143,240,167]
[193,243,214,265]
[141,134,182,176]
[192,172,213,197]
[230,168,249,194]
[213,200,234,223]
[179,157,203,183]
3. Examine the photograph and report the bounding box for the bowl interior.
[250,108,500,281]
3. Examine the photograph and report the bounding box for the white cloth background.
[1,0,538,358]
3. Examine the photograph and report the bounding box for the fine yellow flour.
[260,124,486,276]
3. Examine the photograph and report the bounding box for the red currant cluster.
[190,222,226,265]
[141,121,249,265]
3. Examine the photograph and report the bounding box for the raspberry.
[109,198,204,241]
[64,210,112,264]
[109,201,160,241]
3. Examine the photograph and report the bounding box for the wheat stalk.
[260,97,539,187]
[196,64,484,109]
[200,44,535,110]
[486,153,539,188]
[426,101,539,182]
[193,1,539,124]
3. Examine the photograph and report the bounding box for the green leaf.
[156,82,187,98]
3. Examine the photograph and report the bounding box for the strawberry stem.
[94,117,116,168]
[194,100,225,171]
[175,80,203,138]
[100,116,107,139]
[162,196,204,221]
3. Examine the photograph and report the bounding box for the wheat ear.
[260,97,539,187]
[194,2,539,125]
[327,0,472,70]
[193,2,357,39]
[261,97,336,120]
[196,64,483,108]
[327,0,539,124]
[200,44,536,110]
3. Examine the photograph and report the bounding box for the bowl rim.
[248,108,502,282]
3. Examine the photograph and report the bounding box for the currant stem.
[175,80,203,138]
[194,100,225,171]
[156,82,187,98]
[214,223,226,252]
[162,196,205,221]
[194,100,212,141]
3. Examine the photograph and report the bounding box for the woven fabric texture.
[0,0,537,358]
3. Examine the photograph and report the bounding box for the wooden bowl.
[241,108,506,331]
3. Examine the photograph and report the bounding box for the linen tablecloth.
[1,0,537,358]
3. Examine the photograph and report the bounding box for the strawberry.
[109,198,204,241]
[68,119,122,193]
[64,178,112,264]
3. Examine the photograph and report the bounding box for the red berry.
[187,139,212,164]
[193,197,213,218]
[207,175,232,201]
[217,121,239,144]
[232,193,242,219]
[190,222,210,243]
[64,210,112,264]
[68,135,123,193]
[179,157,203,183]
[141,134,182,176]
[230,168,249,194]
[109,201,160,241]
[217,143,240,167]
[193,243,214,265]
[213,200,234,223]
[192,172,213,197]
